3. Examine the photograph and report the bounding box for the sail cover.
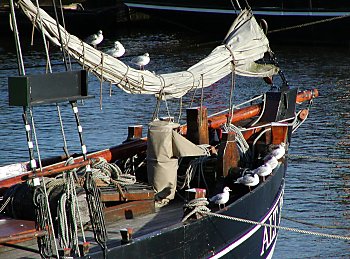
[17,0,279,98]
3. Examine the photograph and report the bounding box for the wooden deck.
[0,199,184,258]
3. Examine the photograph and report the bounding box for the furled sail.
[17,0,279,98]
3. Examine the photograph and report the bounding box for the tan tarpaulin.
[147,120,207,202]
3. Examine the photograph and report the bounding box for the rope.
[282,216,350,230]
[177,146,211,190]
[269,14,350,34]
[91,158,136,186]
[182,198,211,222]
[287,154,350,163]
[222,123,250,160]
[201,211,350,241]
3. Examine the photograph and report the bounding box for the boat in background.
[123,0,350,44]
[0,0,129,35]
[0,0,319,258]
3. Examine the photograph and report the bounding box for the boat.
[123,0,350,44]
[0,0,319,258]
[0,0,129,35]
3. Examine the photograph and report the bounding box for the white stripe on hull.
[208,186,284,258]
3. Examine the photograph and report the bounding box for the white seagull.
[252,163,272,181]
[85,30,103,48]
[106,41,125,58]
[131,53,150,70]
[235,172,259,191]
[270,143,286,160]
[264,155,279,170]
[209,186,232,210]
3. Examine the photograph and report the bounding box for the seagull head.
[223,186,232,193]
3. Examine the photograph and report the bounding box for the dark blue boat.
[124,0,350,44]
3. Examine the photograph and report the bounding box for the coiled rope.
[222,123,250,160]
[91,158,136,186]
[182,198,211,222]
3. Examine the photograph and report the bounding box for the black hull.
[84,161,286,259]
[124,1,350,44]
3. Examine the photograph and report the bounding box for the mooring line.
[269,14,350,34]
[282,216,350,230]
[202,211,350,241]
[287,154,350,163]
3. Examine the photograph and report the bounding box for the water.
[0,22,349,258]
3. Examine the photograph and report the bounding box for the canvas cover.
[147,120,206,201]
[18,0,279,99]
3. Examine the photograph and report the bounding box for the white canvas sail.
[18,0,279,99]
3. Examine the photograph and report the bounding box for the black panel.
[8,70,93,106]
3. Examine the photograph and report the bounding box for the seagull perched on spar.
[85,30,103,48]
[106,41,125,58]
[131,53,150,70]
[209,186,231,210]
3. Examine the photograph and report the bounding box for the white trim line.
[125,3,350,17]
[208,186,284,258]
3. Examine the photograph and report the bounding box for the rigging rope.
[269,14,350,34]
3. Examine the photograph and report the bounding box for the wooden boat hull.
[82,161,286,259]
[0,88,318,258]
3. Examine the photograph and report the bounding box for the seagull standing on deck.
[235,171,259,191]
[106,41,125,58]
[85,30,103,48]
[270,143,286,160]
[131,53,150,70]
[252,163,272,181]
[209,187,231,210]
[264,155,279,170]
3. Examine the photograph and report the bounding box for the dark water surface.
[0,22,349,258]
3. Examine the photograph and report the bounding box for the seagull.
[252,163,272,181]
[235,171,259,191]
[264,155,279,170]
[106,41,125,58]
[131,53,150,70]
[209,186,231,210]
[270,143,286,160]
[85,30,103,48]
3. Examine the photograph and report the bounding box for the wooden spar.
[0,230,47,244]
[0,89,317,190]
[0,160,94,189]
[182,89,319,133]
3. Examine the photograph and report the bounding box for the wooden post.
[126,125,143,141]
[186,188,206,201]
[120,228,133,244]
[271,126,288,145]
[217,132,240,177]
[186,107,209,145]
